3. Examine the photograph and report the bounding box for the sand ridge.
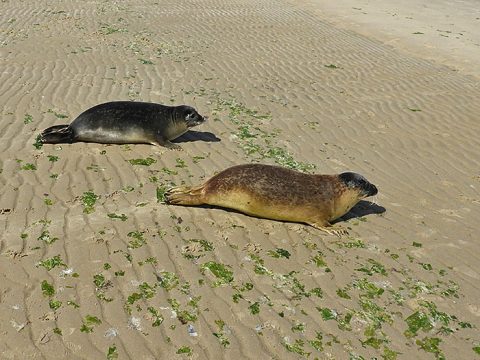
[1,0,479,359]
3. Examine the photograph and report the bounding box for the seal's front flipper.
[153,138,182,150]
[326,226,349,237]
[308,221,349,237]
[40,125,74,144]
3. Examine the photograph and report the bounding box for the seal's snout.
[358,180,378,198]
[194,114,207,126]
[367,183,378,197]
[179,105,206,128]
[339,171,378,198]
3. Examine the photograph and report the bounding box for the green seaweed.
[318,307,337,321]
[161,167,178,175]
[308,332,324,351]
[37,230,58,245]
[156,185,168,202]
[147,307,164,327]
[356,259,387,276]
[158,271,179,291]
[107,345,118,359]
[267,248,291,259]
[48,109,68,118]
[353,278,385,298]
[416,337,445,360]
[212,95,315,172]
[382,347,400,360]
[82,191,98,214]
[21,163,37,170]
[24,114,33,124]
[127,230,146,249]
[37,255,66,271]
[41,280,55,297]
[33,134,43,149]
[361,337,384,349]
[107,213,128,221]
[337,288,352,299]
[126,293,142,306]
[201,261,234,286]
[93,274,107,289]
[139,282,156,299]
[138,58,154,65]
[67,300,79,308]
[167,298,199,324]
[128,157,156,166]
[213,320,230,347]
[292,322,306,333]
[123,185,135,192]
[176,346,192,355]
[404,301,455,338]
[80,315,102,333]
[283,338,310,356]
[250,254,271,275]
[99,24,126,35]
[249,302,260,315]
[175,158,187,168]
[310,252,328,267]
[49,299,62,311]
[421,263,433,270]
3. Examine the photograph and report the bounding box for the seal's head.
[338,172,378,198]
[327,172,378,222]
[177,105,207,128]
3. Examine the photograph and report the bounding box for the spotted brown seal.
[165,163,378,236]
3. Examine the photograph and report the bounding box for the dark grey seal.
[40,101,207,150]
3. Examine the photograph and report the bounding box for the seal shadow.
[334,200,386,223]
[173,130,221,144]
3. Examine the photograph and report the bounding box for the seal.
[165,164,378,236]
[39,101,206,150]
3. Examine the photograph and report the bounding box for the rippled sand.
[1,0,479,359]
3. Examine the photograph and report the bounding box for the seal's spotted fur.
[165,164,378,236]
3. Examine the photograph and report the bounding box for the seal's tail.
[40,125,74,143]
[165,185,205,205]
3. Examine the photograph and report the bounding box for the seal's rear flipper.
[40,125,74,143]
[165,185,205,205]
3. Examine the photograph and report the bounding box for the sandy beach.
[1,0,479,359]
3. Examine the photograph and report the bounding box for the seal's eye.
[186,112,197,120]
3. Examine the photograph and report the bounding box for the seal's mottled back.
[40,101,206,150]
[165,164,378,236]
